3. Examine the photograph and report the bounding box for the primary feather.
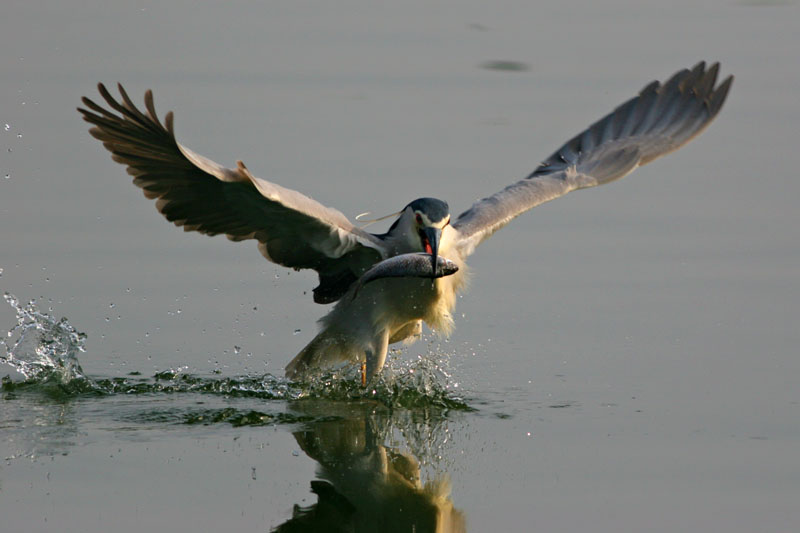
[453,61,732,256]
[79,84,387,303]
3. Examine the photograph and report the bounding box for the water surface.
[2,1,799,531]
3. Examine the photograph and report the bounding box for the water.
[1,293,88,384]
[2,1,800,531]
[1,294,470,530]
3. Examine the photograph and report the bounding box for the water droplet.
[291,450,299,457]
[16,133,22,139]
[3,174,8,180]
[3,124,9,131]
[233,345,241,355]
[293,329,301,335]
[109,302,115,308]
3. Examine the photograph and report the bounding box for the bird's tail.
[285,327,356,380]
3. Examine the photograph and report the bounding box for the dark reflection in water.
[274,401,466,532]
[0,384,81,459]
[3,359,471,530]
[2,293,469,528]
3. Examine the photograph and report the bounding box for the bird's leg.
[364,329,390,385]
[361,361,367,387]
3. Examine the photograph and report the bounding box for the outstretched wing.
[79,83,387,303]
[453,61,733,257]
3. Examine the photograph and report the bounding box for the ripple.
[2,292,474,441]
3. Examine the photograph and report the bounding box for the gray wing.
[453,61,733,257]
[79,83,387,303]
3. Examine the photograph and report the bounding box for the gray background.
[1,0,798,531]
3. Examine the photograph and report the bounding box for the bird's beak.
[423,227,442,278]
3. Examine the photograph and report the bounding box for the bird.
[78,61,733,383]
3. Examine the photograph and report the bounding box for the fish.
[352,253,459,299]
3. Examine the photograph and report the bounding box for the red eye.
[415,214,422,224]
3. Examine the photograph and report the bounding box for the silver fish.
[352,253,459,299]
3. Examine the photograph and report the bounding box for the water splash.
[86,362,471,412]
[1,294,474,468]
[290,350,471,411]
[3,365,471,417]
[1,292,472,414]
[1,292,88,385]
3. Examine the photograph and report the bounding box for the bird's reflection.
[273,401,465,532]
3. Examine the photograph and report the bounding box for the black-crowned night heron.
[79,62,732,383]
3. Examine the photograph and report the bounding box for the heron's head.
[405,198,450,277]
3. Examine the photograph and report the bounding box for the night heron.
[79,61,732,383]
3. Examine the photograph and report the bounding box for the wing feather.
[79,83,386,303]
[453,62,733,256]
